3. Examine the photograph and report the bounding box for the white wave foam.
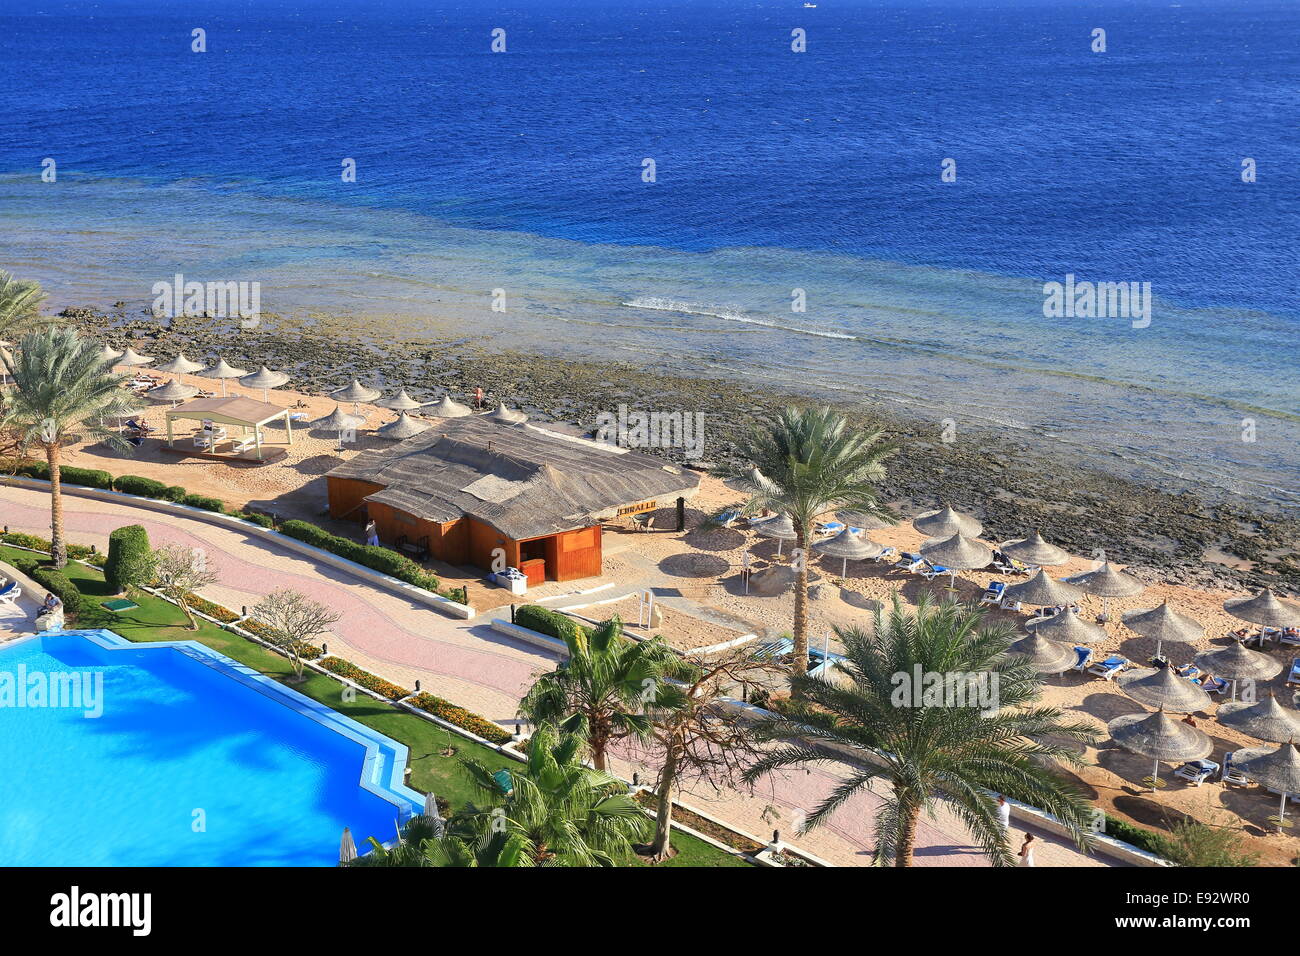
[622,296,856,340]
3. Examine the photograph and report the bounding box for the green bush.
[29,566,82,617]
[407,692,512,744]
[1104,815,1175,860]
[163,486,188,502]
[181,493,226,513]
[12,461,49,480]
[241,512,274,528]
[515,604,591,643]
[59,466,114,489]
[113,475,171,498]
[277,520,440,592]
[1,530,52,552]
[104,525,154,594]
[318,657,409,700]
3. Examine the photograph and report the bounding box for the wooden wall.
[326,477,385,521]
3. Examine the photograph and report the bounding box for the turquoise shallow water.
[0,631,420,866]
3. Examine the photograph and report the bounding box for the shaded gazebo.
[164,395,295,461]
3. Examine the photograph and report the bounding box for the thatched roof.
[328,416,700,540]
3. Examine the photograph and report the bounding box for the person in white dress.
[1018,832,1036,867]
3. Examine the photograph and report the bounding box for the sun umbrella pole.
[1152,758,1160,793]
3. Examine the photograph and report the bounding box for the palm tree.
[0,271,48,340]
[519,615,686,771]
[721,405,896,676]
[742,594,1099,866]
[459,723,649,866]
[2,326,135,566]
[351,814,533,868]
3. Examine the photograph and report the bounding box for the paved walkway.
[0,485,1117,867]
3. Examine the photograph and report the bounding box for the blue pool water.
[0,630,423,867]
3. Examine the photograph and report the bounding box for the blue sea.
[0,0,1296,505]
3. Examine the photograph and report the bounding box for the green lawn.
[4,546,748,867]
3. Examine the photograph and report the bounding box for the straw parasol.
[485,402,528,424]
[1193,641,1282,699]
[377,411,430,441]
[913,505,982,539]
[1233,741,1300,828]
[96,344,125,365]
[1007,631,1079,675]
[919,533,992,588]
[751,513,797,558]
[117,346,155,368]
[999,531,1070,567]
[1064,561,1144,622]
[1123,600,1204,659]
[1003,569,1085,608]
[836,509,893,532]
[154,352,206,375]
[812,528,884,577]
[312,406,364,449]
[1118,666,1211,714]
[1027,606,1107,644]
[378,388,426,412]
[425,394,473,418]
[1108,707,1212,792]
[239,365,289,403]
[338,827,357,865]
[332,378,382,411]
[200,357,249,396]
[145,379,199,406]
[1217,696,1300,744]
[1224,589,1300,630]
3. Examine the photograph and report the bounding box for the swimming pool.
[0,629,424,866]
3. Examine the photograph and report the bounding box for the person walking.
[1018,832,1036,867]
[364,519,379,547]
[996,794,1011,835]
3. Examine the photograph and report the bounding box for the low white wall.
[0,477,475,619]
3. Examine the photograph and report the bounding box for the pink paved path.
[0,486,1116,867]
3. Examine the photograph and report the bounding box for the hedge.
[318,656,410,700]
[12,461,113,489]
[30,566,83,616]
[104,525,153,594]
[241,512,274,528]
[181,493,226,513]
[407,692,512,744]
[278,520,441,593]
[112,475,171,498]
[515,604,592,643]
[1104,815,1174,861]
[0,531,95,561]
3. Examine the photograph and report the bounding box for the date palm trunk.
[896,801,921,867]
[648,743,680,860]
[45,442,66,568]
[791,525,809,683]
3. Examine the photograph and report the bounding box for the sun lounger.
[716,510,740,528]
[1221,753,1250,786]
[755,637,795,661]
[917,560,950,581]
[979,581,1006,606]
[1174,663,1201,681]
[633,514,655,532]
[230,436,257,454]
[1088,655,1129,680]
[0,580,21,606]
[1279,629,1300,648]
[817,521,845,535]
[891,552,925,574]
[1174,759,1219,787]
[872,547,897,564]
[1201,676,1229,695]
[1069,646,1093,672]
[1286,659,1300,688]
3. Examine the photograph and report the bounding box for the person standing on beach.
[996,794,1011,835]
[364,519,379,547]
[1018,833,1036,867]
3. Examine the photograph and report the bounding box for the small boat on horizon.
[804,2,817,7]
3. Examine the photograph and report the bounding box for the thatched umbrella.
[312,405,364,449]
[836,509,893,532]
[239,365,289,403]
[1108,707,1212,792]
[146,379,199,407]
[1003,569,1085,609]
[1224,589,1300,631]
[377,411,430,441]
[913,505,982,539]
[200,357,248,396]
[1064,562,1144,622]
[751,514,797,558]
[117,346,155,368]
[1233,741,1300,829]
[485,402,528,424]
[812,528,884,576]
[999,531,1070,567]
[332,378,381,415]
[426,394,473,418]
[1027,605,1107,644]
[1193,641,1283,699]
[154,352,205,376]
[1118,666,1211,714]
[1218,696,1300,744]
[96,344,125,365]
[1123,600,1204,659]
[1007,631,1079,675]
[919,533,993,589]
[378,388,426,412]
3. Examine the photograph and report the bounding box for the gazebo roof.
[165,395,289,427]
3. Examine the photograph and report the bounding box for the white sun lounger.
[0,580,21,607]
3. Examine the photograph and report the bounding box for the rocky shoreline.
[63,307,1299,593]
